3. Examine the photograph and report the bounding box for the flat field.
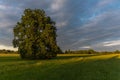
[0,53,120,80]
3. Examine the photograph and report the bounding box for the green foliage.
[13,8,61,59]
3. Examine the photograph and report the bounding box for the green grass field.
[0,53,120,80]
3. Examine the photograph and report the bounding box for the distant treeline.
[64,49,120,54]
[0,49,18,54]
[0,49,120,54]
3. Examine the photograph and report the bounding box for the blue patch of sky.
[0,0,3,4]
[78,0,99,23]
[80,1,120,24]
[97,1,120,14]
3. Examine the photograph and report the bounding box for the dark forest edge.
[0,49,17,54]
[0,49,120,54]
[64,49,120,54]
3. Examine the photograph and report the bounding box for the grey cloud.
[0,0,120,51]
[58,8,120,51]
[0,0,53,47]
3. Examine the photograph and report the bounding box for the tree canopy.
[13,8,62,59]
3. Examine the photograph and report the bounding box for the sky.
[0,0,120,51]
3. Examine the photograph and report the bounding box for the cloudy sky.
[0,0,120,51]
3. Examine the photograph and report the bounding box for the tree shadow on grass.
[0,56,22,62]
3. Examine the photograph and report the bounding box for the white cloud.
[97,0,113,7]
[0,3,20,11]
[0,5,7,10]
[0,45,17,51]
[51,0,66,11]
[80,46,91,49]
[0,20,14,28]
[103,40,120,47]
[56,21,68,28]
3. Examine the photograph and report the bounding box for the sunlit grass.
[0,53,19,57]
[0,53,120,80]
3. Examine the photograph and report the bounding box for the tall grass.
[0,53,120,80]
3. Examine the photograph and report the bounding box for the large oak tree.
[13,9,61,59]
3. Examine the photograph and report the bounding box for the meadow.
[0,53,120,80]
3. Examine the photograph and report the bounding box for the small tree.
[88,49,96,54]
[13,8,61,59]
